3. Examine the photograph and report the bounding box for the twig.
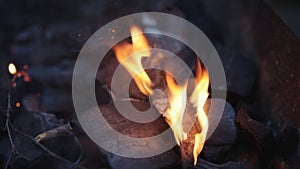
[9,122,87,169]
[5,74,18,153]
[4,74,19,168]
[35,123,72,142]
[4,72,86,169]
[67,135,83,169]
[4,150,14,169]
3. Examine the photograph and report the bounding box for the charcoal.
[286,155,300,169]
[192,158,244,169]
[103,151,180,169]
[85,101,180,169]
[96,51,119,86]
[271,156,300,169]
[202,99,237,162]
[99,101,168,138]
[96,38,195,101]
[151,96,237,167]
[273,158,288,169]
[224,144,260,169]
[95,83,111,105]
[235,108,274,168]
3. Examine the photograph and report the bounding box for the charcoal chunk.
[235,108,274,168]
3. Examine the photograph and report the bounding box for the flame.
[113,26,210,166]
[190,59,210,165]
[113,26,153,95]
[8,63,17,75]
[164,74,188,145]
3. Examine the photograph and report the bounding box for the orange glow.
[164,74,188,145]
[8,63,17,75]
[113,26,153,95]
[190,59,210,165]
[113,26,210,166]
[16,102,21,108]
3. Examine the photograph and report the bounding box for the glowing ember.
[8,63,17,75]
[113,26,210,166]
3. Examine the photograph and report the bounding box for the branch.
[4,72,86,169]
[9,122,87,169]
[35,123,72,142]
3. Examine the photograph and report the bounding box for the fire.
[113,26,210,166]
[164,74,188,145]
[113,26,153,95]
[8,63,17,75]
[190,59,210,165]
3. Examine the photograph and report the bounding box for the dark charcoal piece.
[235,108,274,168]
[286,155,300,169]
[82,101,180,169]
[96,50,119,86]
[95,82,111,105]
[273,158,288,169]
[272,155,300,169]
[192,158,244,169]
[223,144,260,169]
[202,99,237,162]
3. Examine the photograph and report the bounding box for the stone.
[202,99,237,162]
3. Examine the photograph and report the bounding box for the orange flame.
[8,63,17,75]
[113,26,210,166]
[164,74,188,145]
[113,26,153,95]
[190,59,210,165]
